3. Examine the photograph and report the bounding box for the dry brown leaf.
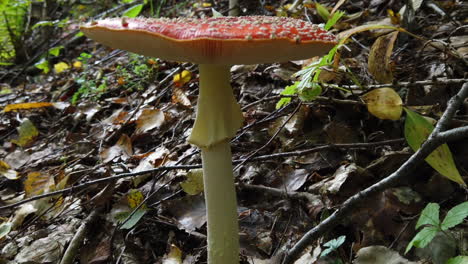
[172,86,192,107]
[135,109,166,134]
[100,134,133,163]
[368,31,399,83]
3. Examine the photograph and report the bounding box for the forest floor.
[0,1,467,264]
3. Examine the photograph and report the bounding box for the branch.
[279,82,468,264]
[59,209,100,264]
[0,139,403,210]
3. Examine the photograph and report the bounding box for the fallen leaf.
[132,147,170,186]
[24,172,53,197]
[368,31,399,83]
[354,246,419,264]
[165,195,206,232]
[11,118,39,147]
[0,160,19,180]
[172,86,191,107]
[404,108,465,185]
[54,62,70,73]
[73,61,82,68]
[180,169,204,195]
[173,70,192,87]
[126,189,146,209]
[0,222,12,240]
[162,244,183,264]
[3,102,53,112]
[135,109,165,134]
[100,134,133,163]
[362,87,403,120]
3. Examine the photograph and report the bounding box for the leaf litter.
[0,1,467,263]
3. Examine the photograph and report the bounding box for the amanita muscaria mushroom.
[81,16,336,264]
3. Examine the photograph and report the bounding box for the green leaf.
[31,21,54,30]
[325,10,345,30]
[416,203,440,229]
[324,235,346,248]
[276,82,298,109]
[315,2,330,21]
[123,3,143,18]
[34,58,50,73]
[446,256,468,264]
[0,222,12,239]
[320,235,346,258]
[48,46,64,57]
[404,108,465,185]
[11,118,39,147]
[441,202,468,230]
[119,209,147,229]
[405,226,439,253]
[0,0,10,12]
[299,82,321,101]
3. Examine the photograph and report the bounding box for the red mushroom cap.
[81,16,337,65]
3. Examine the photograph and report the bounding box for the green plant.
[115,54,156,91]
[33,46,65,73]
[276,10,344,109]
[406,202,468,261]
[72,77,107,105]
[320,235,346,263]
[0,0,30,63]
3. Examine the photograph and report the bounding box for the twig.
[239,183,321,205]
[234,103,302,171]
[278,82,468,264]
[59,209,100,264]
[0,139,404,210]
[0,164,198,210]
[245,138,404,162]
[323,78,467,90]
[242,78,467,110]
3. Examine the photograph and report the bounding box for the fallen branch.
[278,82,468,264]
[0,139,403,210]
[60,209,101,264]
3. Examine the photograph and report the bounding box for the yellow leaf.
[54,62,70,73]
[173,70,192,87]
[387,9,401,25]
[127,189,146,209]
[202,2,212,7]
[362,88,403,120]
[180,169,204,195]
[162,244,182,264]
[3,102,54,112]
[11,119,39,147]
[337,24,400,45]
[0,160,19,180]
[368,31,399,83]
[24,172,53,197]
[73,61,82,68]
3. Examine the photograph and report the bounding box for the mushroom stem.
[188,64,243,263]
[201,142,239,264]
[188,64,244,148]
